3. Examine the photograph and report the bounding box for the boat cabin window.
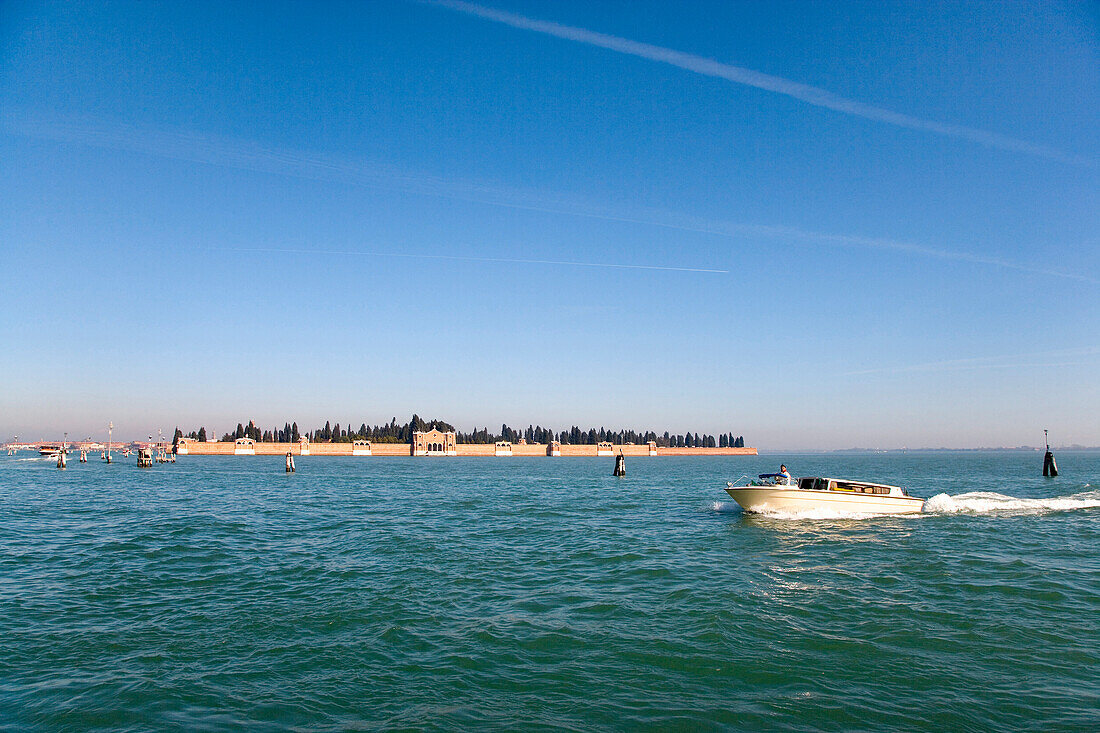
[798,478,814,490]
[835,481,890,495]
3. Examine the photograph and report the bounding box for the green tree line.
[182,415,745,448]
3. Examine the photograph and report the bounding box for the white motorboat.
[725,474,925,515]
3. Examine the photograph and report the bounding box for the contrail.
[428,0,1092,167]
[842,346,1100,376]
[3,113,1093,284]
[205,246,728,273]
[721,223,1100,285]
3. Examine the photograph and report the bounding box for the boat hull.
[724,487,924,515]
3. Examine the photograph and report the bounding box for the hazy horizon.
[3,414,1093,453]
[2,1,1097,450]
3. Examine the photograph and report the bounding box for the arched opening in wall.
[413,430,456,456]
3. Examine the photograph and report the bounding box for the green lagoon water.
[2,452,1098,731]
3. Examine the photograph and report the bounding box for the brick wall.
[178,441,757,457]
[657,446,757,455]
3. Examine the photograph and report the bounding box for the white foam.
[710,500,903,520]
[923,490,1100,516]
[750,505,896,521]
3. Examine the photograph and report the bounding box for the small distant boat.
[39,445,61,457]
[725,474,925,515]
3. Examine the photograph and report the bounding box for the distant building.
[494,441,512,457]
[413,429,456,456]
[234,437,255,455]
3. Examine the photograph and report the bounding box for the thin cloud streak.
[4,113,1093,284]
[732,224,1100,285]
[842,346,1100,376]
[429,0,1091,167]
[208,246,729,273]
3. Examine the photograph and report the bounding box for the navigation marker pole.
[1043,429,1058,477]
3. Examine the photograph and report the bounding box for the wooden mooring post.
[1043,429,1058,477]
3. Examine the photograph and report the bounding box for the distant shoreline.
[757,447,1100,454]
[7,444,1097,454]
[174,441,757,457]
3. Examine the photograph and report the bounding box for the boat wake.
[712,489,1100,520]
[923,490,1100,516]
[709,500,904,521]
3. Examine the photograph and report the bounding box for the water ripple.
[1,452,1098,730]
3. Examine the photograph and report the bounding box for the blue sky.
[1,0,1097,448]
